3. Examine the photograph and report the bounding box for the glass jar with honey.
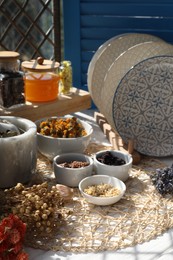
[22,57,59,102]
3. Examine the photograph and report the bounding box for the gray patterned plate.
[112,56,173,156]
[102,41,173,130]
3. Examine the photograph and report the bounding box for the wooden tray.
[0,88,91,121]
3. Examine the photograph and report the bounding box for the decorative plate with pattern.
[87,33,163,110]
[87,33,128,97]
[112,56,173,157]
[102,41,173,130]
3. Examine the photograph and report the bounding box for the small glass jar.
[59,60,73,94]
[22,58,60,102]
[0,51,25,108]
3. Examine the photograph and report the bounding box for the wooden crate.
[0,88,91,121]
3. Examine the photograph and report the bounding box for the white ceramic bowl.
[35,117,93,160]
[93,150,132,182]
[79,175,126,206]
[53,153,94,187]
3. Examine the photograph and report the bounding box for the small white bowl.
[35,116,93,161]
[53,153,94,187]
[79,175,126,206]
[93,150,132,182]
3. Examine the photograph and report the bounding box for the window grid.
[0,0,61,62]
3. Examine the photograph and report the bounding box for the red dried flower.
[3,252,17,260]
[0,241,8,253]
[0,214,28,259]
[1,215,14,230]
[8,228,21,245]
[14,222,26,241]
[0,226,7,243]
[11,241,22,254]
[16,251,29,260]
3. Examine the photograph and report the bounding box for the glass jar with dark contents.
[0,51,25,108]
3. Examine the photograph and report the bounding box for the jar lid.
[0,51,20,62]
[22,57,59,72]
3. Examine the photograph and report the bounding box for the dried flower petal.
[16,251,29,260]
[0,214,27,259]
[8,228,21,244]
[0,226,7,242]
[11,241,22,254]
[1,217,13,230]
[0,240,8,253]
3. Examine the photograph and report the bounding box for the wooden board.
[0,88,91,121]
[94,111,141,164]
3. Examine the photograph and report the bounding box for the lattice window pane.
[0,0,61,61]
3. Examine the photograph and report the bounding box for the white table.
[25,109,173,260]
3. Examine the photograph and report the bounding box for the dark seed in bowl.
[59,161,89,168]
[97,151,126,166]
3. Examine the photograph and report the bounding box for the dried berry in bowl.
[93,150,133,182]
[97,151,126,166]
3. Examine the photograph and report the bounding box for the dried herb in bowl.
[38,116,87,138]
[84,183,121,197]
[59,161,89,168]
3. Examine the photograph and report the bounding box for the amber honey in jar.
[22,57,59,102]
[0,51,25,108]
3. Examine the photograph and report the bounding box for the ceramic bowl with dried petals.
[35,116,93,160]
[79,175,126,206]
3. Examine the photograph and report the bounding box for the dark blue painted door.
[62,0,173,92]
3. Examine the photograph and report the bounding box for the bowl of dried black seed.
[93,150,132,182]
[53,153,94,187]
[79,175,126,206]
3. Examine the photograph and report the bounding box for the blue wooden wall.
[62,0,173,92]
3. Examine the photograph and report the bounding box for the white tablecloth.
[25,109,173,260]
